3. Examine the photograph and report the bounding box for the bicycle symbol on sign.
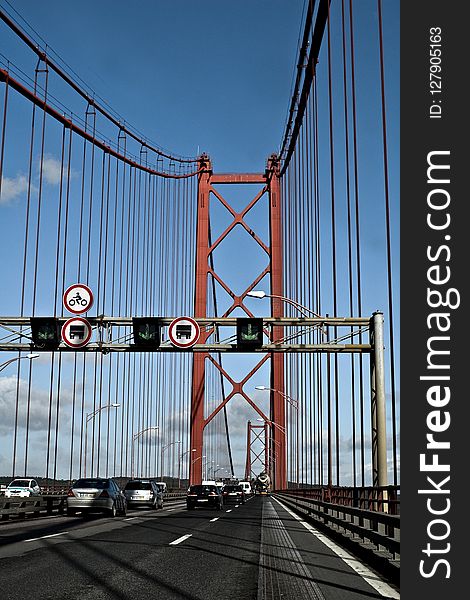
[68,292,88,307]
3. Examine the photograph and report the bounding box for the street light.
[190,454,206,486]
[178,448,196,489]
[247,290,326,337]
[247,290,322,318]
[208,463,220,479]
[256,417,286,435]
[132,426,159,479]
[203,458,215,480]
[84,403,120,477]
[0,353,40,373]
[255,385,298,409]
[160,440,182,480]
[191,454,206,466]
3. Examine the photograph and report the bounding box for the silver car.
[123,479,164,509]
[66,477,127,517]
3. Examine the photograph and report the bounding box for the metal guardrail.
[272,489,400,585]
[0,495,66,521]
[281,485,400,514]
[0,491,187,522]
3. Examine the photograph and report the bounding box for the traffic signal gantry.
[1,315,375,354]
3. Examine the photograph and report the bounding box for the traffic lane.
[270,497,399,599]
[0,500,186,547]
[0,502,188,557]
[122,497,262,600]
[0,497,261,599]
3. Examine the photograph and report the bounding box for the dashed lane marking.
[209,517,219,522]
[169,534,192,545]
[25,532,68,543]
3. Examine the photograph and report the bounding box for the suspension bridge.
[0,1,399,598]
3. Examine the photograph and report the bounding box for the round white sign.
[63,283,94,315]
[61,317,93,348]
[168,317,200,348]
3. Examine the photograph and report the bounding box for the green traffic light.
[237,318,263,348]
[132,318,161,347]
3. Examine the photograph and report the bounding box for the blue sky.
[0,0,399,484]
[1,0,305,172]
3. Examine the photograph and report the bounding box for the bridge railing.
[0,496,66,521]
[272,487,400,585]
[282,485,400,514]
[0,491,187,522]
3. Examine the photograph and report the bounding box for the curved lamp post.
[178,448,196,488]
[256,417,286,435]
[247,290,326,338]
[160,440,181,481]
[84,403,120,477]
[131,426,159,479]
[255,385,298,409]
[190,454,206,485]
[247,290,323,318]
[203,459,215,480]
[0,353,40,373]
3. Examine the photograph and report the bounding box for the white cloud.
[0,174,30,204]
[0,155,74,207]
[41,155,63,185]
[40,154,76,185]
[0,375,73,434]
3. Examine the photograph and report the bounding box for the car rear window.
[125,481,152,491]
[73,479,108,489]
[224,485,243,492]
[189,485,217,494]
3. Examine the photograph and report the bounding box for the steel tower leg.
[190,156,211,485]
[268,155,286,490]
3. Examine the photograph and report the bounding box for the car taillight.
[67,489,74,497]
[100,490,110,498]
[209,492,217,496]
[188,494,198,497]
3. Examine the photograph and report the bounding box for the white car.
[239,481,252,496]
[5,478,41,498]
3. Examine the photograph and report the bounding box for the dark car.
[123,479,163,509]
[186,484,223,510]
[222,484,246,504]
[66,477,127,517]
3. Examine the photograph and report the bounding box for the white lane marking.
[235,504,239,507]
[166,508,179,512]
[169,534,192,545]
[209,517,219,522]
[124,517,139,520]
[25,532,68,543]
[225,509,232,513]
[272,497,400,599]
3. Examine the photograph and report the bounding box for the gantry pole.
[370,311,388,488]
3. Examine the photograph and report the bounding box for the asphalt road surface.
[0,495,400,599]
